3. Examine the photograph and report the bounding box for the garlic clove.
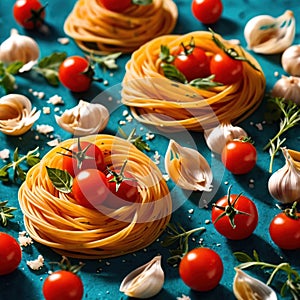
[0,94,40,136]
[271,75,300,105]
[233,268,277,300]
[164,139,213,191]
[281,45,300,76]
[119,256,164,299]
[55,99,109,136]
[268,147,300,204]
[244,10,295,54]
[204,123,248,154]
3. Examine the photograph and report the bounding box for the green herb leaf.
[0,200,17,227]
[91,52,122,71]
[46,166,73,193]
[161,63,187,84]
[0,72,16,93]
[233,251,254,263]
[118,127,151,152]
[189,75,223,89]
[132,0,153,5]
[6,61,24,75]
[160,45,175,63]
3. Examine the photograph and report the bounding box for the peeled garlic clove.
[204,123,248,154]
[271,75,300,105]
[120,256,164,299]
[244,10,295,54]
[0,29,39,68]
[165,139,213,191]
[233,268,277,300]
[268,147,300,204]
[0,94,40,136]
[281,45,300,76]
[55,99,109,136]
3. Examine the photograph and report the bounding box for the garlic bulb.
[0,94,40,136]
[164,139,213,191]
[0,29,40,67]
[268,147,300,204]
[281,45,300,76]
[120,256,164,299]
[233,268,277,300]
[55,100,109,136]
[244,10,295,54]
[204,123,247,154]
[271,75,300,105]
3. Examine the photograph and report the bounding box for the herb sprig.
[118,127,151,152]
[264,97,300,173]
[0,61,24,93]
[0,200,17,227]
[234,250,300,299]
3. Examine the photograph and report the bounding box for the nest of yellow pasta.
[122,31,266,131]
[18,135,172,259]
[64,0,178,54]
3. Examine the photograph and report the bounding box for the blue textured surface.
[0,0,299,299]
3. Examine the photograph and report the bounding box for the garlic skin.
[204,123,248,154]
[281,45,300,76]
[164,139,213,191]
[268,148,300,204]
[0,94,40,136]
[55,100,109,136]
[271,75,300,105]
[119,256,164,299]
[0,29,40,67]
[244,10,295,54]
[233,268,277,300]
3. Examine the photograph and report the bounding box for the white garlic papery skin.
[244,10,295,54]
[282,45,300,76]
[204,123,248,154]
[164,139,213,191]
[55,100,109,136]
[233,268,278,300]
[268,148,300,204]
[0,29,40,65]
[0,94,41,136]
[271,75,300,105]
[119,256,164,299]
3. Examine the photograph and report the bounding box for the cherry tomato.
[210,52,243,85]
[97,0,132,12]
[43,270,84,300]
[221,139,257,174]
[58,56,93,92]
[269,206,300,250]
[13,0,45,29]
[174,47,210,81]
[61,141,106,177]
[104,167,139,208]
[0,232,22,275]
[72,169,109,209]
[179,247,223,291]
[211,189,258,240]
[191,0,223,24]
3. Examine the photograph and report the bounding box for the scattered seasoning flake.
[205,219,210,224]
[153,151,160,164]
[255,123,263,131]
[57,37,70,45]
[0,149,10,160]
[103,80,109,86]
[18,231,33,247]
[47,95,64,105]
[36,124,54,135]
[38,92,45,99]
[47,138,60,147]
[274,71,279,77]
[43,107,51,114]
[122,110,129,117]
[119,120,126,125]
[125,115,133,122]
[145,132,155,140]
[177,293,192,299]
[188,209,194,214]
[26,255,44,270]
[162,174,169,181]
[108,96,113,101]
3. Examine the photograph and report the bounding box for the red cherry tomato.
[72,169,109,209]
[211,190,258,240]
[179,247,223,291]
[97,0,132,12]
[0,232,22,275]
[191,0,223,24]
[13,0,45,29]
[210,52,243,85]
[269,207,300,250]
[221,139,257,174]
[174,47,210,81]
[58,56,93,92]
[61,141,106,177]
[43,270,84,300]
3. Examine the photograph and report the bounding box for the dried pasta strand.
[122,31,266,131]
[18,135,172,259]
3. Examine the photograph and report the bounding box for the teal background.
[0,0,299,299]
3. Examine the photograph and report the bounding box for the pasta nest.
[18,135,172,259]
[64,0,178,54]
[122,31,266,131]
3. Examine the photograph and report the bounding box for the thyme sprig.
[161,222,206,265]
[118,127,150,152]
[263,97,300,173]
[234,250,300,299]
[0,200,17,227]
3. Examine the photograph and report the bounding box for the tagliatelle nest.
[18,134,172,259]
